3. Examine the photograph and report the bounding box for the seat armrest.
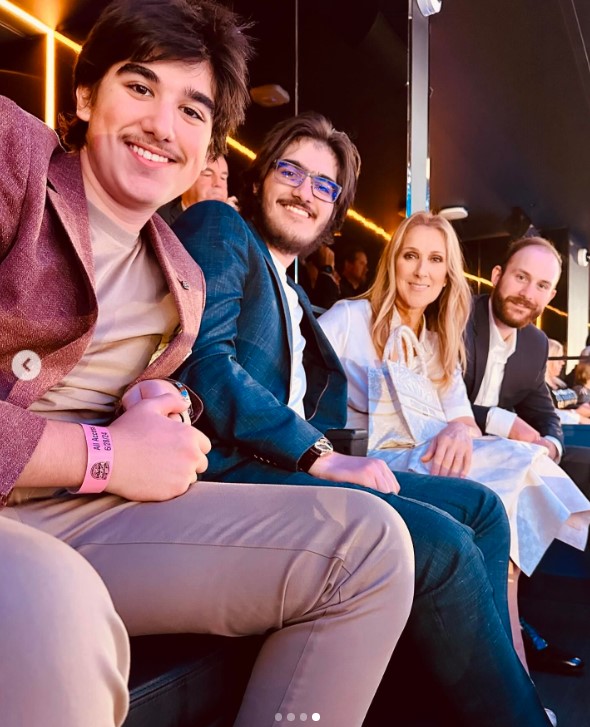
[325,428,368,457]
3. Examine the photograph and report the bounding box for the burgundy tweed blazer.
[0,96,205,502]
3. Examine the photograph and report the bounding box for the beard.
[491,287,542,329]
[255,203,335,260]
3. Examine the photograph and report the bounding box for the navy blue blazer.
[173,201,347,478]
[463,294,563,444]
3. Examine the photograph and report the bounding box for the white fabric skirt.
[370,435,590,576]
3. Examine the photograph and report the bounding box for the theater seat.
[124,634,262,727]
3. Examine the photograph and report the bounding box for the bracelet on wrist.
[69,424,113,494]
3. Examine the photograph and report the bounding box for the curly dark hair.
[58,0,252,157]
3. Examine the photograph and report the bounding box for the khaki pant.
[1,482,414,727]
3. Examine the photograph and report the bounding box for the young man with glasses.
[173,112,554,726]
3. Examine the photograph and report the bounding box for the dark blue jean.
[220,463,551,726]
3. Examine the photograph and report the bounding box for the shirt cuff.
[485,407,517,438]
[545,435,563,462]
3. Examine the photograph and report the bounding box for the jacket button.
[181,280,190,290]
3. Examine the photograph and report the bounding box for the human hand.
[122,379,191,423]
[308,452,399,494]
[576,402,590,418]
[534,437,559,461]
[420,421,474,478]
[226,195,240,211]
[508,416,540,443]
[106,393,211,501]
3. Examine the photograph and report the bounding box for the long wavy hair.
[363,211,472,388]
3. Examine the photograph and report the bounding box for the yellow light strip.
[346,209,390,240]
[0,0,48,33]
[226,136,256,159]
[464,272,492,287]
[545,304,567,318]
[45,31,55,128]
[55,31,81,53]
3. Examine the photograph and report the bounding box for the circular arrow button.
[12,350,42,381]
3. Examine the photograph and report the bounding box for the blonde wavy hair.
[362,211,472,388]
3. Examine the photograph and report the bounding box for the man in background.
[338,243,369,298]
[158,154,238,225]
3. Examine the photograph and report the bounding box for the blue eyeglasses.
[273,159,342,203]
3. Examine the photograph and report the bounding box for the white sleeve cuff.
[557,409,581,425]
[545,435,563,462]
[485,407,517,438]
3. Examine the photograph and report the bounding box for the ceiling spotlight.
[250,84,290,108]
[439,206,468,221]
[417,0,443,17]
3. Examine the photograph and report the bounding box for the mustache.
[505,295,535,310]
[278,199,316,218]
[123,134,181,163]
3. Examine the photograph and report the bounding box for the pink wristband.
[72,424,114,494]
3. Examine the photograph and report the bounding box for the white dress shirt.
[474,300,562,457]
[269,251,307,417]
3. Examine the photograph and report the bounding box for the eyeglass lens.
[274,160,341,203]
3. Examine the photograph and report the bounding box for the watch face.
[314,437,334,456]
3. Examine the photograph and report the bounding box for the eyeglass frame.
[272,159,342,203]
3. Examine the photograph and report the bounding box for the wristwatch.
[297,436,334,472]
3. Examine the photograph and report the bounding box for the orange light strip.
[0,0,48,32]
[45,31,55,127]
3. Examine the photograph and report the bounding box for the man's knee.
[0,519,130,726]
[460,477,511,538]
[1,518,114,615]
[312,488,415,613]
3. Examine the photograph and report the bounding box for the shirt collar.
[269,249,288,279]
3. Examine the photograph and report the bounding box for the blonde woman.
[319,211,590,671]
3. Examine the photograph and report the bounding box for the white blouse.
[318,298,473,429]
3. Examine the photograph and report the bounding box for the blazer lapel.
[138,219,205,380]
[248,223,294,360]
[46,151,95,287]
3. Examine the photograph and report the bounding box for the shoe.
[520,618,585,676]
[545,708,558,726]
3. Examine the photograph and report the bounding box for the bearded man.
[464,235,588,677]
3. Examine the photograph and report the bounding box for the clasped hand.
[105,379,211,502]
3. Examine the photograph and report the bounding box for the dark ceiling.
[1,0,589,256]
